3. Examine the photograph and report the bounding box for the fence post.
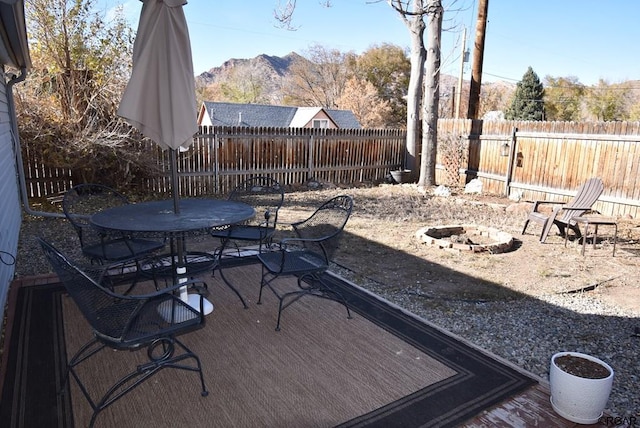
[308,133,315,180]
[504,127,517,197]
[213,132,219,194]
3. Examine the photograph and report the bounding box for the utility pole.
[455,27,467,119]
[451,85,456,117]
[467,0,489,119]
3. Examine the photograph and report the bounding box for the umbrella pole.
[170,148,187,302]
[169,149,181,214]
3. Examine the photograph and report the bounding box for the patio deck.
[1,268,603,427]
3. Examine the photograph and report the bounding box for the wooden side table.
[568,216,618,256]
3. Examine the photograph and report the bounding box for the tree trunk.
[403,5,426,181]
[419,1,443,187]
[467,0,489,119]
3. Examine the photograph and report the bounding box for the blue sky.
[102,0,639,86]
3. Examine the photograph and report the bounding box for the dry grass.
[15,183,640,313]
[279,184,640,312]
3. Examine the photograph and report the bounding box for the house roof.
[202,101,361,129]
[325,109,362,129]
[0,0,31,70]
[289,107,325,128]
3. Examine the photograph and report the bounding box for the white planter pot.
[549,352,614,424]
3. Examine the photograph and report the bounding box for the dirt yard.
[14,182,640,314]
[277,184,640,315]
[13,182,639,419]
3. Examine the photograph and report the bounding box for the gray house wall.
[0,68,20,322]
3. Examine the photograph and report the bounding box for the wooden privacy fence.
[437,119,640,218]
[21,121,640,217]
[111,126,405,198]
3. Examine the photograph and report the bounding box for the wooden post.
[504,127,517,197]
[451,85,456,118]
[213,132,219,194]
[308,133,315,180]
[456,27,466,119]
[467,0,489,119]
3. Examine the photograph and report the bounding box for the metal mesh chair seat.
[210,176,284,246]
[211,223,276,243]
[257,195,353,331]
[258,248,327,276]
[63,183,166,290]
[38,238,208,427]
[81,237,165,263]
[89,293,201,347]
[211,177,284,308]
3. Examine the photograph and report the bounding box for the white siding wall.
[0,69,21,322]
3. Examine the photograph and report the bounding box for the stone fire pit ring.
[416,224,514,254]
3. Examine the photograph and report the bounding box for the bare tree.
[387,0,443,186]
[217,65,272,104]
[351,43,410,128]
[336,77,392,128]
[420,1,443,186]
[275,0,446,186]
[386,1,425,179]
[18,0,151,186]
[274,0,333,29]
[281,45,353,108]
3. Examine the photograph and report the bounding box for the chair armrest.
[280,236,325,246]
[529,200,566,211]
[113,279,209,300]
[77,257,139,284]
[558,206,596,211]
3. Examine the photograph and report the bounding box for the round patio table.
[91,198,255,314]
[91,198,255,235]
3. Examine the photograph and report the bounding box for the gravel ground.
[337,267,639,419]
[12,184,640,420]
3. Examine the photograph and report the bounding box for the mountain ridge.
[194,52,517,112]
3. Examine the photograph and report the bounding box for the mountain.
[196,52,309,104]
[197,52,304,85]
[196,52,516,112]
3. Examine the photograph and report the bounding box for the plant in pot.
[549,352,614,424]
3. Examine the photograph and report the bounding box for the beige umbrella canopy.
[118,0,197,211]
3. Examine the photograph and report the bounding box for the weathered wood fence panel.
[437,119,640,217]
[21,121,640,217]
[21,141,72,199]
[133,126,406,197]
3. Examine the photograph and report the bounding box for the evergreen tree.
[506,67,545,120]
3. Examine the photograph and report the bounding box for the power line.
[483,72,519,82]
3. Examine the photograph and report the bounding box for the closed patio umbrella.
[118,0,210,312]
[118,0,196,214]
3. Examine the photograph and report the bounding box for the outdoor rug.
[1,263,536,427]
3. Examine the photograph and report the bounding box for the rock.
[464,178,483,194]
[434,185,451,197]
[506,202,533,215]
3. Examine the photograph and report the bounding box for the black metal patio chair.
[62,183,166,290]
[38,238,209,428]
[210,177,284,308]
[257,195,354,331]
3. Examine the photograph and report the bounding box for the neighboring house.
[198,101,361,129]
[0,0,31,323]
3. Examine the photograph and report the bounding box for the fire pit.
[415,224,514,253]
